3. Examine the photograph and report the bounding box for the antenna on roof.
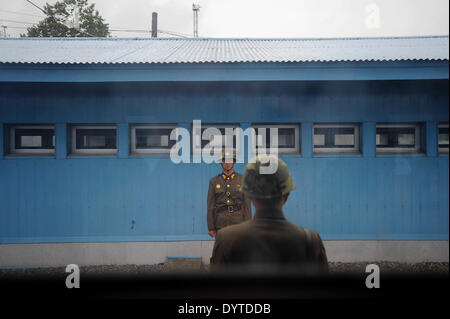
[1,25,7,38]
[192,4,200,38]
[152,12,158,38]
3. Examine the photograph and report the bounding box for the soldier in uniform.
[210,154,328,270]
[207,150,252,238]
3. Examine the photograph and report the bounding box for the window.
[439,123,449,154]
[71,125,117,155]
[192,124,241,155]
[9,125,55,155]
[131,124,177,155]
[251,124,300,155]
[376,123,421,154]
[313,124,360,154]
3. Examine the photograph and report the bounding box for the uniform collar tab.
[222,173,235,180]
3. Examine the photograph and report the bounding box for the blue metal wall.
[0,80,448,243]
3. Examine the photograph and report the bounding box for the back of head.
[240,154,296,199]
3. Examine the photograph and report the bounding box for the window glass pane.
[201,127,237,149]
[398,134,415,146]
[15,128,54,150]
[376,134,388,146]
[84,135,105,148]
[335,134,354,146]
[255,127,296,149]
[21,136,42,147]
[278,128,295,148]
[376,127,416,149]
[439,126,449,148]
[314,127,356,149]
[251,125,299,154]
[76,128,116,149]
[314,134,325,146]
[136,128,175,149]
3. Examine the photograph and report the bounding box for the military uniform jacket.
[210,208,328,270]
[207,172,252,231]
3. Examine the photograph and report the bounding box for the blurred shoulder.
[216,220,253,239]
[302,226,324,243]
[286,222,324,241]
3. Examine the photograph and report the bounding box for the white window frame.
[313,123,360,154]
[10,125,55,155]
[131,124,178,155]
[71,125,117,155]
[376,123,421,154]
[251,124,300,155]
[438,123,449,154]
[192,123,241,156]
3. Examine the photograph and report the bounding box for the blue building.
[0,36,448,267]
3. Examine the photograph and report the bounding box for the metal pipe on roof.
[152,12,158,38]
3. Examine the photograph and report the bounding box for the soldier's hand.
[208,230,216,238]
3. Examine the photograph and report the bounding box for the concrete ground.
[0,261,448,278]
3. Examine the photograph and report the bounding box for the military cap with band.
[219,149,237,162]
[240,154,296,199]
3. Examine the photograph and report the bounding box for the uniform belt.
[217,204,242,214]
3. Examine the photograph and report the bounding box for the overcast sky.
[0,0,448,38]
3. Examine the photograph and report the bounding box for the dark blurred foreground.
[0,262,447,300]
[0,265,447,317]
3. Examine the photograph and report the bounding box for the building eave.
[0,60,448,82]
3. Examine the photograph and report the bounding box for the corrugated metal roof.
[0,36,448,64]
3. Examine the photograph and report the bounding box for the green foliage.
[22,0,109,37]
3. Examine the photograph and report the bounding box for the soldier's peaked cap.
[241,154,296,199]
[219,149,237,162]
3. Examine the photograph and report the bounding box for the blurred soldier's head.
[241,154,296,209]
[220,149,236,172]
